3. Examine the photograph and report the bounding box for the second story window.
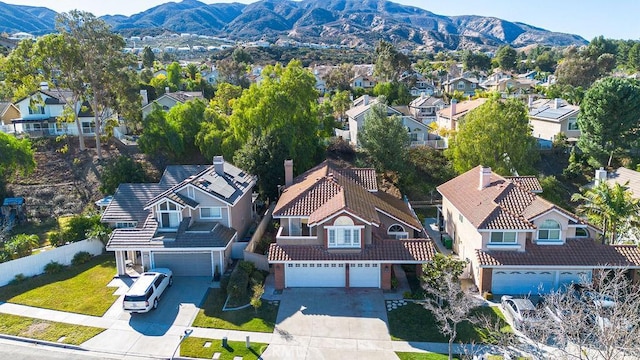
[457,81,465,90]
[568,118,579,131]
[388,224,408,239]
[200,207,222,220]
[490,231,517,244]
[538,219,561,241]
[326,216,363,248]
[158,201,180,229]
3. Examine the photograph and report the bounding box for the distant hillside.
[0,0,588,51]
[0,1,56,35]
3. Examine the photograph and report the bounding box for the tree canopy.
[447,97,538,175]
[0,132,35,197]
[495,45,517,71]
[373,40,410,83]
[577,77,640,166]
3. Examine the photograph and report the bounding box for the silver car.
[123,268,173,313]
[501,296,540,330]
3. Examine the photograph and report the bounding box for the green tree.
[359,99,410,174]
[447,97,538,175]
[374,40,410,82]
[495,45,517,71]
[0,39,42,101]
[535,51,557,73]
[627,42,640,71]
[571,182,640,244]
[331,90,351,122]
[100,156,148,194]
[142,46,155,69]
[421,253,467,290]
[462,51,491,71]
[186,63,199,81]
[6,234,40,258]
[372,81,411,105]
[577,77,640,166]
[0,132,35,197]
[325,63,354,91]
[216,58,249,88]
[138,104,184,161]
[210,83,243,116]
[166,61,182,90]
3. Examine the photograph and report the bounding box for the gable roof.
[274,161,421,230]
[601,167,640,198]
[529,98,579,122]
[101,183,168,225]
[159,165,210,187]
[505,176,543,193]
[443,76,479,85]
[409,95,443,108]
[146,160,256,208]
[0,102,17,117]
[436,98,487,121]
[164,91,204,103]
[437,166,586,231]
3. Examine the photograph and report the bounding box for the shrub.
[99,156,148,195]
[220,273,231,291]
[226,265,250,303]
[403,291,413,299]
[250,270,265,286]
[238,260,255,274]
[61,215,103,243]
[250,283,265,312]
[483,292,493,301]
[48,231,64,247]
[44,261,65,275]
[9,273,26,285]
[71,251,92,266]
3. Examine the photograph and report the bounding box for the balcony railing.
[276,226,318,244]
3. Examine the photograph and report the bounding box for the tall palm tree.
[571,181,640,244]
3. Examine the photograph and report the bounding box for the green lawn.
[0,255,118,316]
[396,353,460,360]
[388,303,511,343]
[0,313,105,345]
[181,337,268,359]
[192,288,278,333]
[10,219,59,246]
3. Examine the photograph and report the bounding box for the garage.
[152,252,213,277]
[491,269,555,295]
[285,263,345,287]
[558,270,592,288]
[349,263,380,287]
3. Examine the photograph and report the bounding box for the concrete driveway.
[82,276,211,358]
[263,288,399,360]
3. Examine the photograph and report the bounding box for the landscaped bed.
[396,353,460,360]
[181,337,268,359]
[0,313,105,345]
[388,303,511,343]
[0,255,118,316]
[192,288,278,333]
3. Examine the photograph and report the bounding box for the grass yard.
[0,313,104,345]
[388,303,511,343]
[0,255,118,316]
[396,353,460,360]
[10,219,59,246]
[192,288,278,333]
[181,337,267,359]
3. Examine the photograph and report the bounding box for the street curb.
[0,333,85,351]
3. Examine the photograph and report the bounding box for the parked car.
[501,296,540,330]
[123,268,173,313]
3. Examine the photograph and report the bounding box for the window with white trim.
[158,201,181,229]
[115,222,136,228]
[388,224,408,239]
[489,231,517,243]
[457,81,465,90]
[575,227,589,238]
[327,216,362,248]
[200,207,222,219]
[568,119,579,131]
[538,219,561,241]
[187,187,195,200]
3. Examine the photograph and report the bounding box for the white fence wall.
[0,239,104,287]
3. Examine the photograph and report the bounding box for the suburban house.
[346,95,439,148]
[442,77,483,97]
[435,98,488,132]
[408,94,445,125]
[528,98,580,145]
[12,88,97,136]
[593,167,640,198]
[0,102,20,133]
[351,75,377,90]
[481,77,538,95]
[141,91,204,119]
[437,166,640,295]
[268,160,436,289]
[103,156,256,277]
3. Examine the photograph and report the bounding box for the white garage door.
[152,252,212,276]
[285,263,345,287]
[349,263,380,287]
[492,270,555,295]
[558,270,592,288]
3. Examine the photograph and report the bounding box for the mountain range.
[0,0,588,51]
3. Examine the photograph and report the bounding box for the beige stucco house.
[437,166,640,295]
[528,98,580,145]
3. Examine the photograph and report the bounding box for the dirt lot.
[6,136,161,221]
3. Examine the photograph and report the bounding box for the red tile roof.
[437,166,587,231]
[274,161,421,230]
[506,176,543,193]
[476,239,640,268]
[268,239,436,262]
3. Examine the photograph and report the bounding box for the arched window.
[334,216,354,226]
[327,216,361,248]
[388,224,408,239]
[575,228,589,238]
[157,200,181,229]
[538,219,561,241]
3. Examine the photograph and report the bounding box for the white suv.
[123,268,173,313]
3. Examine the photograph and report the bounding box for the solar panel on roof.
[208,177,236,198]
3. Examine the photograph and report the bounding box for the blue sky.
[7,0,639,41]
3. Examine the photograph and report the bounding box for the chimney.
[449,99,457,130]
[165,86,170,94]
[39,82,49,91]
[363,94,369,106]
[284,159,293,187]
[479,166,492,190]
[420,92,426,99]
[140,89,148,106]
[527,95,533,109]
[213,156,225,176]
[595,167,607,186]
[553,98,561,109]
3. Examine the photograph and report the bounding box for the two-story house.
[528,98,580,146]
[141,91,205,119]
[408,94,445,125]
[0,102,20,133]
[103,156,256,277]
[268,160,435,289]
[435,98,488,132]
[12,88,96,136]
[437,166,640,295]
[442,77,483,97]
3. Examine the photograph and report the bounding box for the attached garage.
[349,263,380,287]
[285,263,345,287]
[152,252,213,277]
[558,270,592,288]
[491,269,555,295]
